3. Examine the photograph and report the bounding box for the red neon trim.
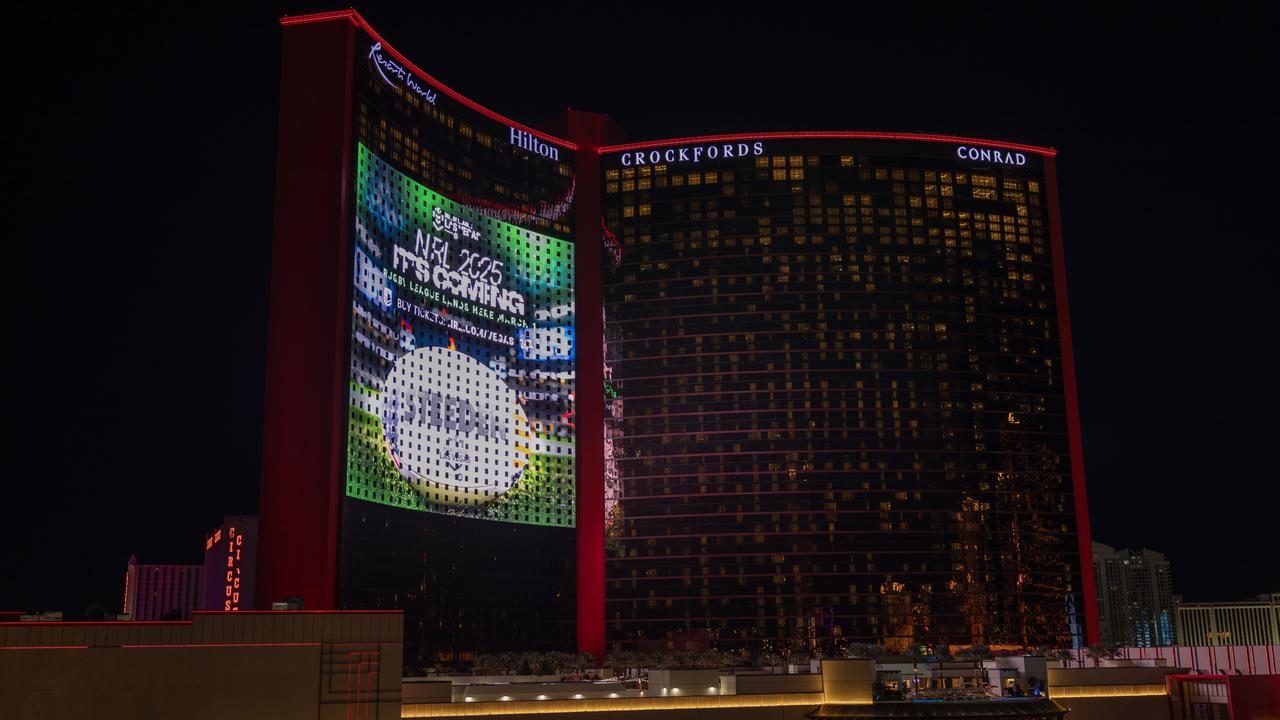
[279,10,359,26]
[191,610,401,615]
[0,645,89,650]
[0,620,191,627]
[260,14,352,611]
[562,112,610,663]
[278,11,577,152]
[600,131,1056,157]
[326,23,357,612]
[121,642,322,648]
[357,660,365,716]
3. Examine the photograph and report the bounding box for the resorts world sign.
[367,42,438,106]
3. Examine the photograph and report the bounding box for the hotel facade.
[260,10,1098,662]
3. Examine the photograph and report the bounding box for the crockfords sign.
[956,145,1028,166]
[619,141,766,167]
[510,128,560,162]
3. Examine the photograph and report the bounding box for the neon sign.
[367,42,438,105]
[510,128,561,162]
[955,145,1027,166]
[618,141,765,167]
[223,526,245,611]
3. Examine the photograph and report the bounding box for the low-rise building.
[1177,593,1280,647]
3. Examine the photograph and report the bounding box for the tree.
[758,651,784,670]
[906,644,928,695]
[1041,647,1076,665]
[535,652,559,676]
[1085,643,1119,667]
[605,650,637,677]
[844,642,887,659]
[574,652,596,674]
[957,644,993,689]
[472,653,497,675]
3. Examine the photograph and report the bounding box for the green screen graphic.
[346,143,575,526]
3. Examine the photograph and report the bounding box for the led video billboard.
[346,142,575,527]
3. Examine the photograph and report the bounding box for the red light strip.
[121,642,322,648]
[601,131,1056,157]
[191,610,401,615]
[0,620,191,626]
[278,10,358,26]
[279,13,1057,159]
[278,10,577,152]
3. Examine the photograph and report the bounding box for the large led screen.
[346,142,575,526]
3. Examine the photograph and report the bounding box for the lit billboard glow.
[346,142,575,526]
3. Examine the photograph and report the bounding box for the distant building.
[17,612,61,622]
[122,555,202,621]
[1092,542,1176,647]
[1177,593,1280,647]
[201,516,257,612]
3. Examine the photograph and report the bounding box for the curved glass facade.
[339,23,578,661]
[601,140,1087,652]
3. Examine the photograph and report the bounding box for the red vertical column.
[566,111,613,661]
[1045,155,1101,645]
[257,15,357,610]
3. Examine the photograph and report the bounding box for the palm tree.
[759,651,785,671]
[573,652,596,676]
[845,642,887,659]
[1042,647,1076,666]
[1085,643,1119,667]
[907,644,927,695]
[959,644,992,690]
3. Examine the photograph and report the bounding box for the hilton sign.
[510,128,561,162]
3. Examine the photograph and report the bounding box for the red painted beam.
[564,111,616,663]
[258,15,355,611]
[1045,156,1100,645]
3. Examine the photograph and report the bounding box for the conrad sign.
[956,145,1028,166]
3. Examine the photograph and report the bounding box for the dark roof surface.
[809,699,1067,719]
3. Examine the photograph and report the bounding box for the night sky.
[7,5,1275,617]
